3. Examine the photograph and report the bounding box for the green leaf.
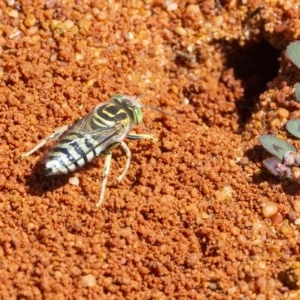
[286,41,300,69]
[259,134,295,160]
[295,83,300,102]
[286,118,300,139]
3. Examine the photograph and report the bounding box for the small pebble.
[215,185,233,201]
[271,212,284,224]
[293,200,300,213]
[294,218,300,225]
[185,4,201,20]
[270,118,281,130]
[256,276,266,293]
[186,253,200,266]
[8,9,18,18]
[183,97,190,105]
[166,0,178,11]
[82,274,97,287]
[277,108,289,120]
[63,20,75,30]
[208,281,218,290]
[287,211,299,222]
[69,176,79,186]
[174,26,187,36]
[24,14,36,27]
[8,29,21,39]
[262,202,278,218]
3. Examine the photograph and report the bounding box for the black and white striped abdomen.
[44,132,103,176]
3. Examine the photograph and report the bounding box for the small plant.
[294,83,300,102]
[286,41,300,102]
[286,118,300,139]
[286,41,300,69]
[259,41,300,180]
[260,41,300,179]
[259,119,300,181]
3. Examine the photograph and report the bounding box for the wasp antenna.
[141,105,170,116]
[136,94,145,100]
[135,94,170,115]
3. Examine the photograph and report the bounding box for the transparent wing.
[68,104,104,133]
[63,123,123,147]
[65,105,123,144]
[55,102,127,153]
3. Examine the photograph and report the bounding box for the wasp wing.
[65,101,129,147]
[44,124,123,172]
[67,104,105,133]
[61,123,123,150]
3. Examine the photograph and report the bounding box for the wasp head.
[110,94,143,125]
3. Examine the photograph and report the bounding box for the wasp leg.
[96,151,112,208]
[126,133,157,141]
[21,125,69,157]
[117,141,132,183]
[116,134,157,182]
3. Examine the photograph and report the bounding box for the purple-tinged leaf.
[295,83,300,102]
[259,134,296,160]
[286,41,300,69]
[286,118,300,139]
[262,157,293,179]
[283,151,300,166]
[294,155,300,166]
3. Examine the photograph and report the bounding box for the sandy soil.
[1,0,300,299]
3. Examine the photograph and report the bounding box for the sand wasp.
[22,94,157,207]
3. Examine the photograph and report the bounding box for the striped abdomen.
[44,132,103,176]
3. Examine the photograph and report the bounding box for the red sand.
[1,1,300,298]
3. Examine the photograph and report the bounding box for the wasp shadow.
[24,134,162,199]
[24,159,72,197]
